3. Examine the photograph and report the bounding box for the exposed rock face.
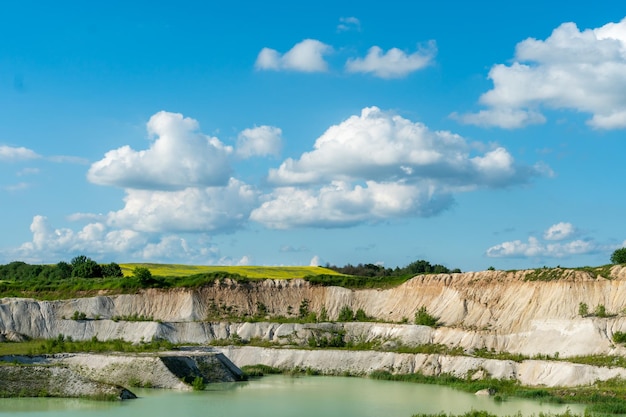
[3,267,626,388]
[216,346,626,388]
[0,350,245,399]
[3,267,626,357]
[0,363,136,400]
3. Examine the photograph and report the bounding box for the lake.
[0,375,585,417]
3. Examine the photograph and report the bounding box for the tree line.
[0,255,123,281]
[325,259,461,277]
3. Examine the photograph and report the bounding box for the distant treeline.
[0,255,123,281]
[325,259,461,278]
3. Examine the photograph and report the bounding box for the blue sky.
[1,1,625,271]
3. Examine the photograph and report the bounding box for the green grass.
[523,265,616,281]
[303,273,412,289]
[0,335,176,357]
[119,264,343,279]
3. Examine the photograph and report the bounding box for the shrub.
[354,308,370,322]
[71,311,87,321]
[191,376,205,391]
[595,304,608,318]
[415,307,439,327]
[611,248,626,264]
[613,331,626,344]
[578,302,589,317]
[318,305,328,322]
[337,306,354,322]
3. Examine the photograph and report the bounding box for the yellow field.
[119,263,343,279]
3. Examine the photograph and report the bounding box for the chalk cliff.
[3,266,626,387]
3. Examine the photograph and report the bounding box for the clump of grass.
[414,307,439,327]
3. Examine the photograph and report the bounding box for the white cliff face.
[3,266,626,387]
[215,346,626,388]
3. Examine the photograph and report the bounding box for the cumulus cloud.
[88,111,233,190]
[268,107,541,188]
[0,145,40,161]
[309,255,323,266]
[255,39,332,72]
[544,222,576,241]
[346,42,437,78]
[18,215,145,260]
[337,16,361,32]
[456,17,626,129]
[106,179,258,233]
[486,222,605,259]
[486,237,599,258]
[251,180,453,228]
[236,125,282,158]
[13,215,246,264]
[253,107,546,229]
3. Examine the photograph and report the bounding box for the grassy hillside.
[119,264,343,279]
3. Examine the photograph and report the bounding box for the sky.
[1,1,625,272]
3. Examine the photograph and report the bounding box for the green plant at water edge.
[240,364,282,377]
[191,376,205,391]
[414,306,439,327]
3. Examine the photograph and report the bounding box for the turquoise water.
[0,375,585,417]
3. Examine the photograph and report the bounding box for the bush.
[595,304,608,318]
[579,302,589,317]
[613,331,626,344]
[415,307,439,327]
[337,306,354,322]
[354,308,370,322]
[611,248,626,264]
[191,376,205,391]
[71,311,87,321]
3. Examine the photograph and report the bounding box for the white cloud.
[457,17,626,129]
[345,42,436,78]
[255,39,332,72]
[451,108,546,129]
[337,17,361,32]
[18,215,146,260]
[88,111,233,190]
[0,145,40,161]
[251,180,453,228]
[107,178,259,233]
[268,107,540,188]
[544,222,575,241]
[13,215,244,264]
[486,222,606,259]
[253,107,545,229]
[486,237,599,258]
[309,255,322,266]
[236,125,282,158]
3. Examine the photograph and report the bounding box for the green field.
[119,264,343,279]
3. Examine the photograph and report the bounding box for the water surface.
[0,375,585,417]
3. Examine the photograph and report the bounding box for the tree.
[55,261,73,279]
[71,256,102,278]
[101,262,123,278]
[611,248,626,264]
[133,267,153,286]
